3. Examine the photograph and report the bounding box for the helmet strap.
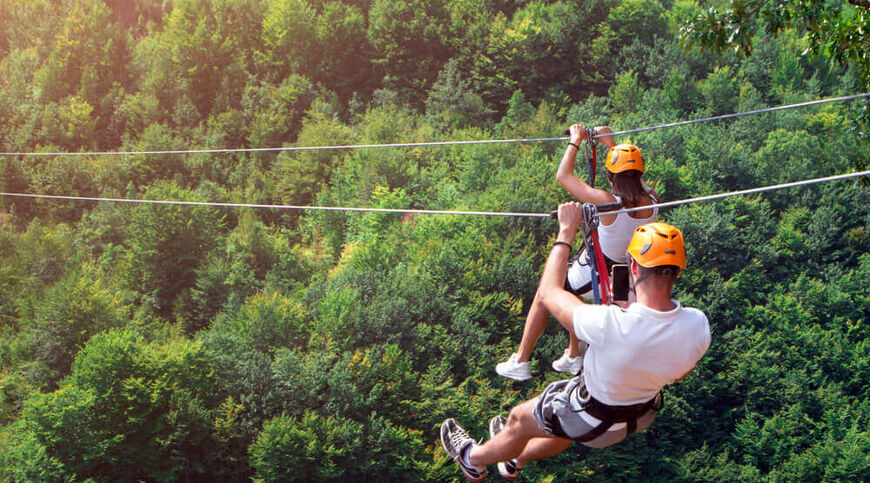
[629,258,654,292]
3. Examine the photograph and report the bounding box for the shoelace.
[449,425,473,456]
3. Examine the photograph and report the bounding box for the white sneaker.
[495,353,532,381]
[552,349,583,375]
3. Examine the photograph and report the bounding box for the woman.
[496,124,659,381]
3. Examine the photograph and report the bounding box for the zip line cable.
[2,170,867,218]
[592,92,870,138]
[0,192,552,218]
[593,169,870,217]
[1,93,867,157]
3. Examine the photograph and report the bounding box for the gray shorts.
[533,376,658,448]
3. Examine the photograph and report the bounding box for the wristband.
[552,240,573,250]
[567,142,580,150]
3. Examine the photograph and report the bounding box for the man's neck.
[635,289,677,312]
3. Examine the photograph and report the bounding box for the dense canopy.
[0,0,868,481]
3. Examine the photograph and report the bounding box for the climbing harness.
[574,130,611,305]
[570,373,662,442]
[582,203,605,304]
[580,201,623,305]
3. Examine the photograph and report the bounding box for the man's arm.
[539,202,586,334]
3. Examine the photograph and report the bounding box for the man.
[441,202,711,481]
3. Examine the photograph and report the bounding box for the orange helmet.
[626,222,687,269]
[605,144,645,173]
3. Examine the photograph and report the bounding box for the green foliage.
[272,112,351,206]
[29,263,129,389]
[250,411,424,482]
[425,59,493,131]
[606,0,668,48]
[4,328,222,481]
[261,0,375,102]
[698,65,738,115]
[367,0,451,106]
[679,0,870,132]
[1,1,869,481]
[121,182,225,317]
[608,69,645,116]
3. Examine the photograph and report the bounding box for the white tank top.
[597,194,658,263]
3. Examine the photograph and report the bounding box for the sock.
[460,443,481,469]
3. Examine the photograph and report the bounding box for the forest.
[0,0,868,481]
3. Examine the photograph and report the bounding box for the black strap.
[626,417,637,436]
[578,420,612,443]
[573,383,661,443]
[576,401,651,443]
[584,128,597,186]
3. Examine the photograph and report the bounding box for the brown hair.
[606,170,647,207]
[636,264,680,285]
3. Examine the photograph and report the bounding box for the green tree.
[367,0,452,106]
[680,0,870,90]
[121,182,225,317]
[33,0,130,104]
[606,0,668,48]
[134,0,264,124]
[29,263,129,388]
[698,65,738,115]
[609,69,645,115]
[425,58,493,131]
[249,412,365,482]
[12,329,221,480]
[260,0,375,102]
[271,107,351,207]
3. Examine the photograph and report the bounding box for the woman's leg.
[515,290,549,363]
[513,255,589,364]
[567,332,587,358]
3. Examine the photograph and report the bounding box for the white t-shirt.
[572,300,711,406]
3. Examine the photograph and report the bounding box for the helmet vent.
[664,250,676,254]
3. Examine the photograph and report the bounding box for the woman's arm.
[557,124,616,205]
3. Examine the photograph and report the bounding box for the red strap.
[585,129,597,186]
[590,231,611,305]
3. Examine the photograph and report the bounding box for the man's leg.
[468,398,568,467]
[516,436,573,464]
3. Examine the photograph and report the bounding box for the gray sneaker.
[488,415,520,480]
[495,353,532,381]
[441,418,488,482]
